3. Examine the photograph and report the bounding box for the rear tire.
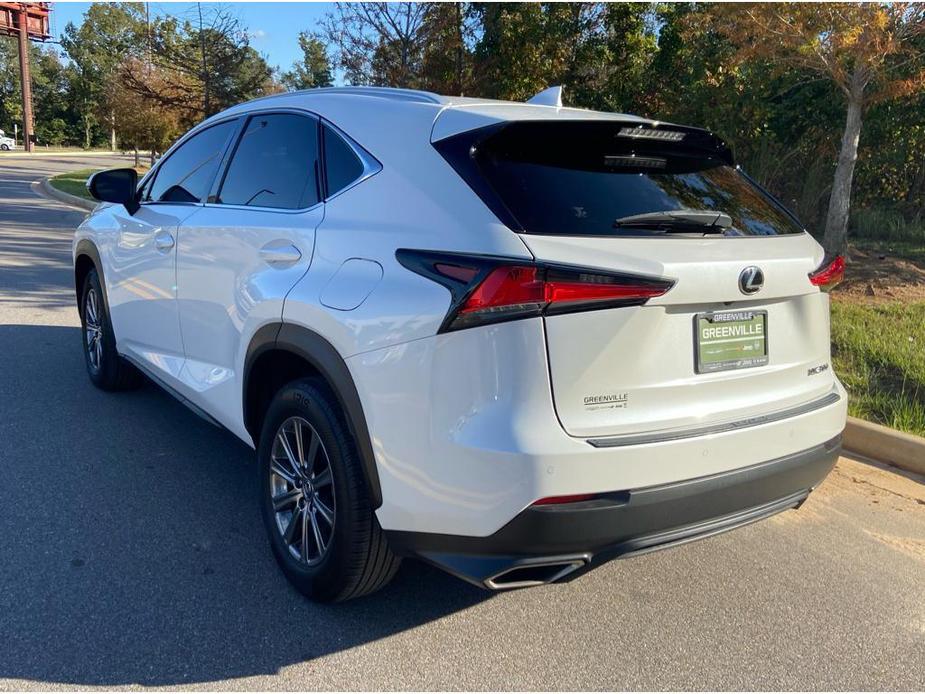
[0,144,9,151]
[258,378,400,602]
[80,268,143,391]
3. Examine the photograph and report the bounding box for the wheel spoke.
[293,419,305,468]
[314,496,334,526]
[305,429,319,473]
[283,508,301,545]
[310,507,326,554]
[275,431,300,477]
[312,467,332,489]
[301,505,311,561]
[270,458,296,485]
[86,291,98,325]
[272,488,301,512]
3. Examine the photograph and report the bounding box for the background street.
[0,154,923,690]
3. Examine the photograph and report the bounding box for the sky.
[48,1,336,75]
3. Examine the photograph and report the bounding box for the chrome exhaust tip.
[484,556,589,590]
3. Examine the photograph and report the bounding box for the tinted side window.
[323,124,364,196]
[218,113,320,209]
[148,120,236,203]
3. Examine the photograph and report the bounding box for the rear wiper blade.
[613,209,733,233]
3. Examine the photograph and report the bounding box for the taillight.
[397,249,675,332]
[532,493,597,506]
[809,255,845,292]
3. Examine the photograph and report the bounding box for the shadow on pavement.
[0,324,489,687]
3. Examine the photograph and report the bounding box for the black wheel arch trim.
[74,239,108,319]
[244,322,383,509]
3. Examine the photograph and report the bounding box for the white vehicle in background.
[72,86,847,602]
[0,129,15,151]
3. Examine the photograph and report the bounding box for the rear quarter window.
[323,124,365,196]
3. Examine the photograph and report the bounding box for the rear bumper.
[387,434,841,589]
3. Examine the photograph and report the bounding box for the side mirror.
[87,168,139,214]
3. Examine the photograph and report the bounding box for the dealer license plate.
[695,310,768,374]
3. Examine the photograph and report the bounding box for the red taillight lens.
[396,249,675,332]
[532,494,597,506]
[545,273,673,307]
[809,255,845,292]
[459,266,544,314]
[455,265,673,328]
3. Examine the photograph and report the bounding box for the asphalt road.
[1,154,924,690]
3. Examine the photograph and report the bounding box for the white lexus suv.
[73,86,847,602]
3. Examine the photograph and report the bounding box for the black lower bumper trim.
[387,435,842,588]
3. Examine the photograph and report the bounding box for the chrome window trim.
[137,106,381,213]
[200,200,324,215]
[586,389,841,448]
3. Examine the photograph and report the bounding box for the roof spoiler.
[526,86,563,108]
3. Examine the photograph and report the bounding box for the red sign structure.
[0,3,52,152]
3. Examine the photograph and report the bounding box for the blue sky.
[49,2,336,75]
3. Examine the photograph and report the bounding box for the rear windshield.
[436,121,804,237]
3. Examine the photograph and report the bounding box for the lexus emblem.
[739,266,764,294]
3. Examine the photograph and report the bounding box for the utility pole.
[16,4,33,152]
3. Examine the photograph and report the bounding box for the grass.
[850,206,925,263]
[49,166,149,201]
[831,300,925,437]
[49,168,98,200]
[851,238,925,264]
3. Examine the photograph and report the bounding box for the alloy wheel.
[270,416,336,566]
[84,288,103,372]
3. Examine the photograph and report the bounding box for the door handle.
[260,243,302,266]
[154,230,175,252]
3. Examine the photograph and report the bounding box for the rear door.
[437,120,838,440]
[175,111,323,432]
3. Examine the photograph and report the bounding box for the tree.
[565,3,657,113]
[30,48,73,146]
[282,34,333,90]
[0,37,24,134]
[319,3,429,87]
[105,58,181,165]
[471,3,573,101]
[61,2,145,149]
[707,3,925,255]
[419,2,475,95]
[122,3,274,125]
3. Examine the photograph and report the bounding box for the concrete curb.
[39,177,96,212]
[844,416,925,477]
[1,150,122,158]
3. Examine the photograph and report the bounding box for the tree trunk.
[822,92,864,257]
[198,3,210,116]
[455,2,463,95]
[110,111,117,151]
[84,116,91,150]
[134,147,140,168]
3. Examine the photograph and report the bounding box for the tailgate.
[522,233,837,439]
